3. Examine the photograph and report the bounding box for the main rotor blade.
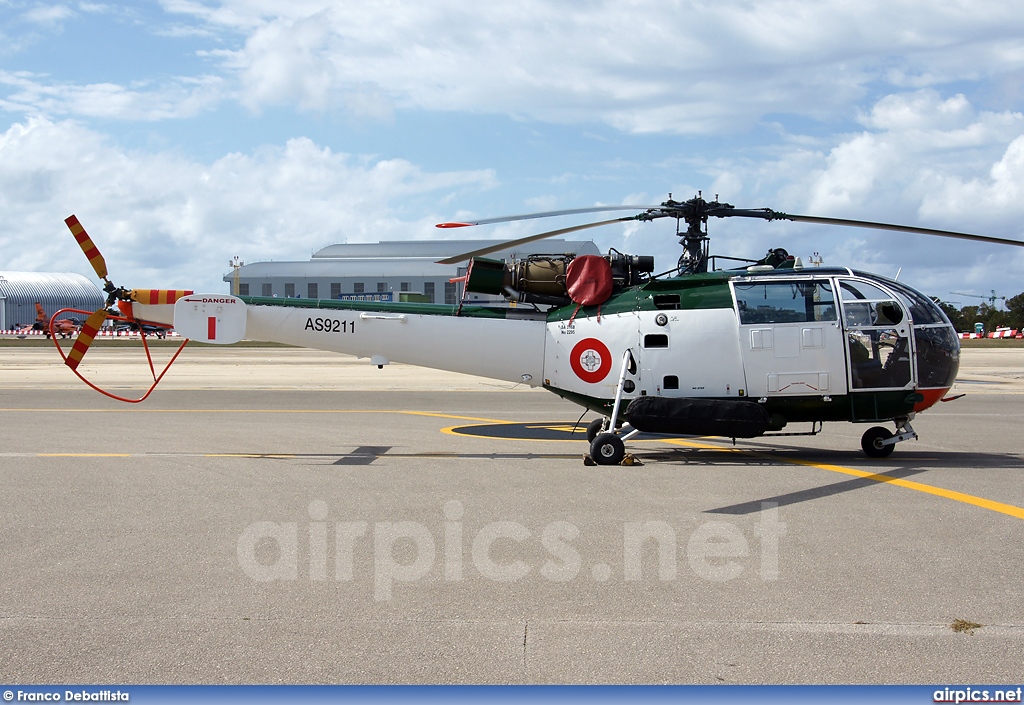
[435,217,634,265]
[65,308,108,371]
[65,215,109,280]
[437,205,656,229]
[723,209,1024,248]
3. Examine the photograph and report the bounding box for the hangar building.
[223,239,601,304]
[0,271,104,330]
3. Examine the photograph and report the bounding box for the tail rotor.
[60,215,192,384]
[63,307,109,371]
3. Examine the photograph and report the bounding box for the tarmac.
[1,344,1023,684]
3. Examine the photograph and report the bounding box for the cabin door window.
[838,279,913,391]
[734,279,845,398]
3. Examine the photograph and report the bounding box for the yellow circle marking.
[440,424,589,442]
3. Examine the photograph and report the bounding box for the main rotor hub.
[637,195,731,274]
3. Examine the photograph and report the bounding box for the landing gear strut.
[586,349,641,466]
[860,416,917,458]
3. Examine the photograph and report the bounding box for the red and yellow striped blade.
[65,309,109,371]
[128,289,193,305]
[65,215,108,280]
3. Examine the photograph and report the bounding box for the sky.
[1,0,1024,306]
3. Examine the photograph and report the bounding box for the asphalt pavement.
[0,347,1022,683]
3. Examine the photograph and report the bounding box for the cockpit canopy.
[732,268,958,391]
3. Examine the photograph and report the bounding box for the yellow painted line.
[22,405,1022,521]
[784,456,1024,521]
[1,408,393,414]
[401,410,514,424]
[664,438,1024,521]
[1,408,511,423]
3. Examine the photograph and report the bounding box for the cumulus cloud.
[921,134,1024,211]
[699,90,1024,296]
[801,91,1024,222]
[3,2,1024,301]
[0,118,496,291]
[226,11,339,112]
[22,4,75,25]
[159,0,1024,133]
[0,70,226,121]
[0,1,1019,134]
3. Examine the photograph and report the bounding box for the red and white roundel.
[570,338,612,384]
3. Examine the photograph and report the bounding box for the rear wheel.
[590,433,625,465]
[861,426,895,458]
[586,418,606,443]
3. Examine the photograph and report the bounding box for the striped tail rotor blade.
[65,309,109,371]
[128,289,194,305]
[65,215,108,281]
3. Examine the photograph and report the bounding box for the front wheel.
[590,433,625,465]
[861,426,895,458]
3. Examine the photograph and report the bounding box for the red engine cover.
[565,255,613,306]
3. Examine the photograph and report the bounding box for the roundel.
[570,337,612,384]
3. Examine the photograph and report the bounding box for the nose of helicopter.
[911,326,961,411]
[914,387,953,411]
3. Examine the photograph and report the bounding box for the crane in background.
[950,290,1007,310]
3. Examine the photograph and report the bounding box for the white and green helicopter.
[55,196,1024,464]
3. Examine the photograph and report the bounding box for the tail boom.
[243,301,546,385]
[138,295,547,385]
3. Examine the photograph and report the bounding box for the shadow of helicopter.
[703,465,932,515]
[626,443,1024,515]
[643,443,1023,464]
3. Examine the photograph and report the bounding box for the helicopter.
[53,198,1024,463]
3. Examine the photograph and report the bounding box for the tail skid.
[50,307,190,403]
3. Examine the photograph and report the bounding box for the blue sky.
[2,0,1023,304]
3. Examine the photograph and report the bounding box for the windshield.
[848,272,959,389]
[856,273,950,325]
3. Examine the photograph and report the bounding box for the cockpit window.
[840,279,905,327]
[875,278,950,325]
[734,281,837,324]
[840,281,892,302]
[843,301,904,327]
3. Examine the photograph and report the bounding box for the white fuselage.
[147,268,956,415]
[152,297,749,405]
[248,305,548,385]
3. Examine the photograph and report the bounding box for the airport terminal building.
[223,239,601,305]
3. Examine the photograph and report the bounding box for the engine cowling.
[463,252,654,306]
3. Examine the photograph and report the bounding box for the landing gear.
[590,433,625,465]
[584,349,642,466]
[860,416,918,458]
[861,426,895,458]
